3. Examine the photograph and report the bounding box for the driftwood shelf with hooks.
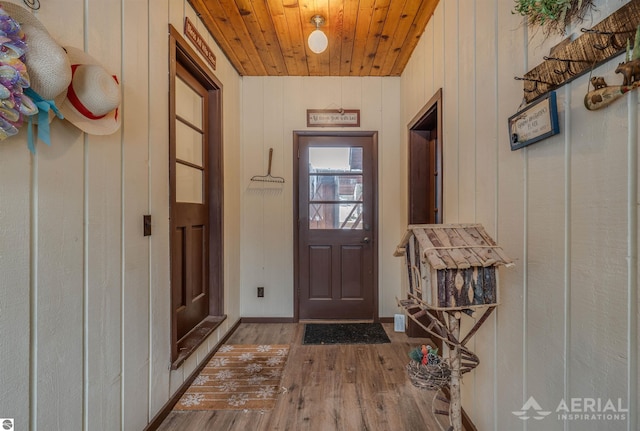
[516,0,640,103]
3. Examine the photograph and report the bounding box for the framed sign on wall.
[307,109,360,127]
[508,91,559,151]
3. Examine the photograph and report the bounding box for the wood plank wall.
[401,1,638,430]
[0,1,242,430]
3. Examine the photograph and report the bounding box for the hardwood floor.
[156,323,453,431]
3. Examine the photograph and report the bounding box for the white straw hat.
[1,2,71,106]
[60,46,121,135]
[21,24,70,102]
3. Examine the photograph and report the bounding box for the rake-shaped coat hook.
[251,148,285,183]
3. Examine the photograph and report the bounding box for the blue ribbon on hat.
[24,87,64,153]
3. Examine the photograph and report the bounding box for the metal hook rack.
[542,55,594,76]
[580,27,636,51]
[517,0,640,103]
[514,76,555,94]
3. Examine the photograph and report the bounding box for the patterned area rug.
[174,344,290,411]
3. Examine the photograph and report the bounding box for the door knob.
[361,237,370,244]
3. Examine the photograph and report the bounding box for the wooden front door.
[295,132,378,320]
[170,62,209,342]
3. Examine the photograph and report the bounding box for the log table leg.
[448,312,462,431]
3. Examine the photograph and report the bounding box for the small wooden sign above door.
[307,109,360,127]
[184,17,216,71]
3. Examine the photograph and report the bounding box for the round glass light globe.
[308,29,328,54]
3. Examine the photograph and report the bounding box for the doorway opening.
[408,88,442,224]
[406,89,443,342]
[168,25,224,369]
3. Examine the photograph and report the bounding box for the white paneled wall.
[401,1,638,430]
[240,76,402,319]
[1,0,637,430]
[0,1,242,430]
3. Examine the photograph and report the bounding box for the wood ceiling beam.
[234,0,289,75]
[327,0,344,76]
[377,0,424,76]
[266,0,303,75]
[338,0,359,76]
[188,0,248,75]
[216,0,269,75]
[350,0,376,76]
[387,0,438,76]
[368,0,407,76]
[358,0,391,76]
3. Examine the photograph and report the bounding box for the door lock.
[361,237,370,244]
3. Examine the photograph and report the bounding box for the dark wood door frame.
[408,88,443,224]
[406,89,443,342]
[293,131,379,322]
[169,25,224,366]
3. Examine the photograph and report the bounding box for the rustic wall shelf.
[517,0,640,103]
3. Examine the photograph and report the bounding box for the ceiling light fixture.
[308,15,328,54]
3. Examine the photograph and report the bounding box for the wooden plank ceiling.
[187,0,440,76]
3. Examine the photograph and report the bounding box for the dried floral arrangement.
[513,0,595,35]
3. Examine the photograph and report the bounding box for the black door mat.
[303,323,391,345]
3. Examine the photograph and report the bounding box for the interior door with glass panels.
[170,62,209,344]
[296,133,377,320]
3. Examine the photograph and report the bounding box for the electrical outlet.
[394,314,405,332]
[257,287,264,297]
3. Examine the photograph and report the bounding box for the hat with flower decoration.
[0,3,34,142]
[1,1,71,102]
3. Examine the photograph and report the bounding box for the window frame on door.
[168,25,225,368]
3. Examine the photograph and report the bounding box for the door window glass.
[176,163,203,204]
[176,76,202,128]
[309,203,363,229]
[176,121,203,166]
[175,73,204,204]
[308,147,363,230]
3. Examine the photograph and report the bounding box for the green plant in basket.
[513,0,594,35]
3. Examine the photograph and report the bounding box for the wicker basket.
[406,359,451,390]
